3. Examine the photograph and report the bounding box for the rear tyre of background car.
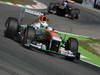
[70,8,80,20]
[48,3,58,14]
[75,14,80,19]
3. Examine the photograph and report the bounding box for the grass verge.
[57,31,100,67]
[0,0,15,2]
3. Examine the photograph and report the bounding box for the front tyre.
[65,38,78,52]
[75,52,80,60]
[22,27,35,47]
[65,38,80,60]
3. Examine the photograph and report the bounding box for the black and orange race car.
[48,2,80,19]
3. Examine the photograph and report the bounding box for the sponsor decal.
[25,9,44,16]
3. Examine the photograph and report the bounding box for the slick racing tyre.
[75,52,80,60]
[65,38,80,60]
[70,8,80,19]
[74,14,80,19]
[48,3,59,14]
[22,27,35,47]
[65,38,78,53]
[5,17,19,38]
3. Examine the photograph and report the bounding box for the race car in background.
[94,0,100,9]
[48,2,80,19]
[4,9,80,61]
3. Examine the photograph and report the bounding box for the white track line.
[81,59,100,68]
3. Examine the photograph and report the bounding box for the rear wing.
[18,9,45,24]
[25,9,44,16]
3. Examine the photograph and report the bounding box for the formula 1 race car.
[4,9,80,61]
[48,2,80,19]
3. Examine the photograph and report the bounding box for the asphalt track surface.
[0,0,100,75]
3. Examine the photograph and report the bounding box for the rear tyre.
[70,8,80,20]
[75,14,80,19]
[5,17,19,39]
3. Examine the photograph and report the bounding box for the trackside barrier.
[82,0,95,7]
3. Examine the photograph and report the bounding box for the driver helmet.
[39,16,48,22]
[63,0,69,7]
[64,1,68,7]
